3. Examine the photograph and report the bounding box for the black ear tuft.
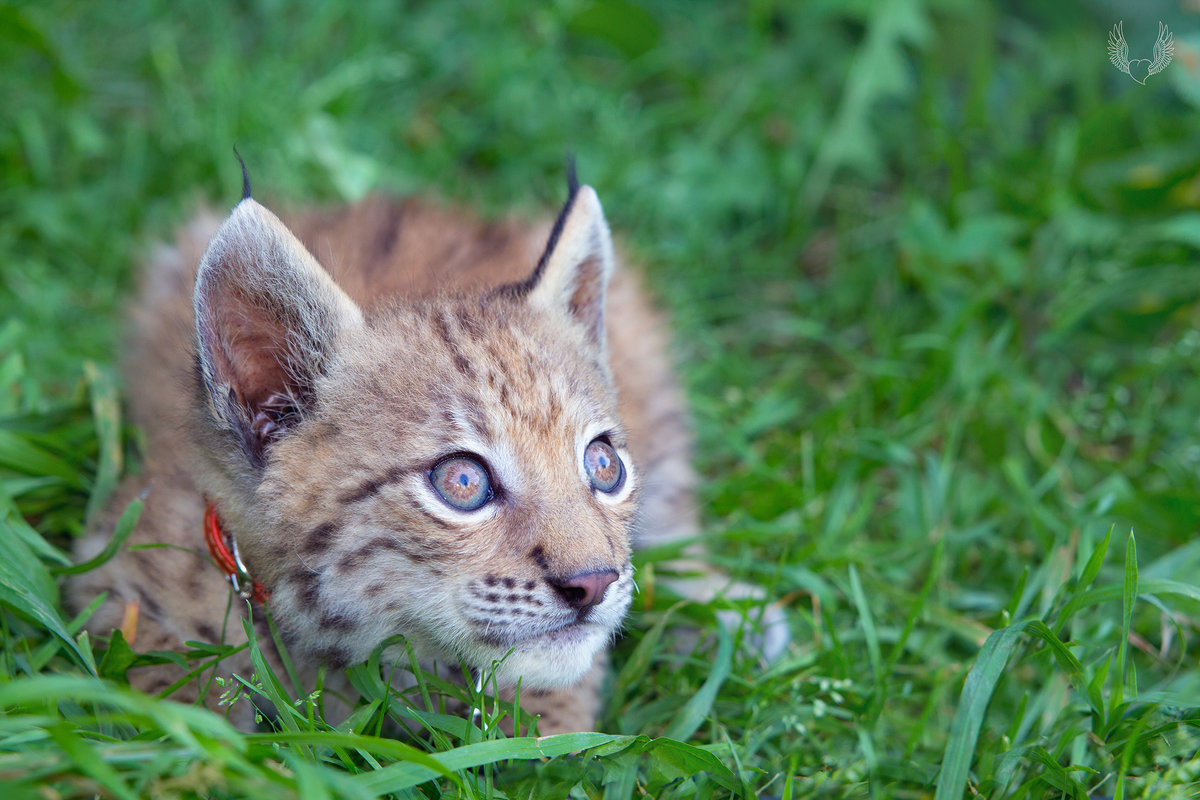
[233,146,252,201]
[507,163,583,298]
[565,154,579,196]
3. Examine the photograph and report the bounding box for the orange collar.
[203,502,269,604]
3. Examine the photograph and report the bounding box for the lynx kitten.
[71,169,781,733]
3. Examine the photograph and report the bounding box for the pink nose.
[549,570,619,609]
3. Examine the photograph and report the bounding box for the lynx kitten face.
[191,182,638,687]
[69,171,721,733]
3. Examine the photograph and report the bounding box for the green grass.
[3,0,1200,797]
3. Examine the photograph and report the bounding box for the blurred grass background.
[3,0,1200,797]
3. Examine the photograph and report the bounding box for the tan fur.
[70,186,711,733]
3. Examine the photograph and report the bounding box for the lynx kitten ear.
[194,199,364,467]
[523,183,616,352]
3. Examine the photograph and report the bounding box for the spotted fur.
[68,181,720,733]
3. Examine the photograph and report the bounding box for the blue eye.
[430,456,492,510]
[584,439,624,493]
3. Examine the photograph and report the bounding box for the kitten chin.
[487,622,615,688]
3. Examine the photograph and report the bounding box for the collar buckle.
[203,502,269,604]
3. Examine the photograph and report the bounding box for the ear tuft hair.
[505,160,585,299]
[233,146,252,201]
[565,154,579,196]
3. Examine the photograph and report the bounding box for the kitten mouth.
[536,619,601,645]
[474,618,606,651]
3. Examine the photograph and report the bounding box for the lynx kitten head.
[189,180,637,687]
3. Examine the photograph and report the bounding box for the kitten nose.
[549,570,619,609]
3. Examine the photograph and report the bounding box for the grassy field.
[3,0,1200,797]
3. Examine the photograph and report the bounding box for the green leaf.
[934,624,1025,800]
[353,733,625,793]
[98,628,138,683]
[644,737,738,793]
[567,0,660,60]
[0,501,96,673]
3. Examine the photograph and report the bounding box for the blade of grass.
[249,730,466,789]
[52,493,143,576]
[1114,532,1138,713]
[82,361,121,525]
[1078,578,1200,607]
[848,564,884,721]
[0,504,96,673]
[354,732,624,793]
[934,623,1026,800]
[1053,524,1113,635]
[240,615,305,736]
[0,674,246,749]
[664,619,732,742]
